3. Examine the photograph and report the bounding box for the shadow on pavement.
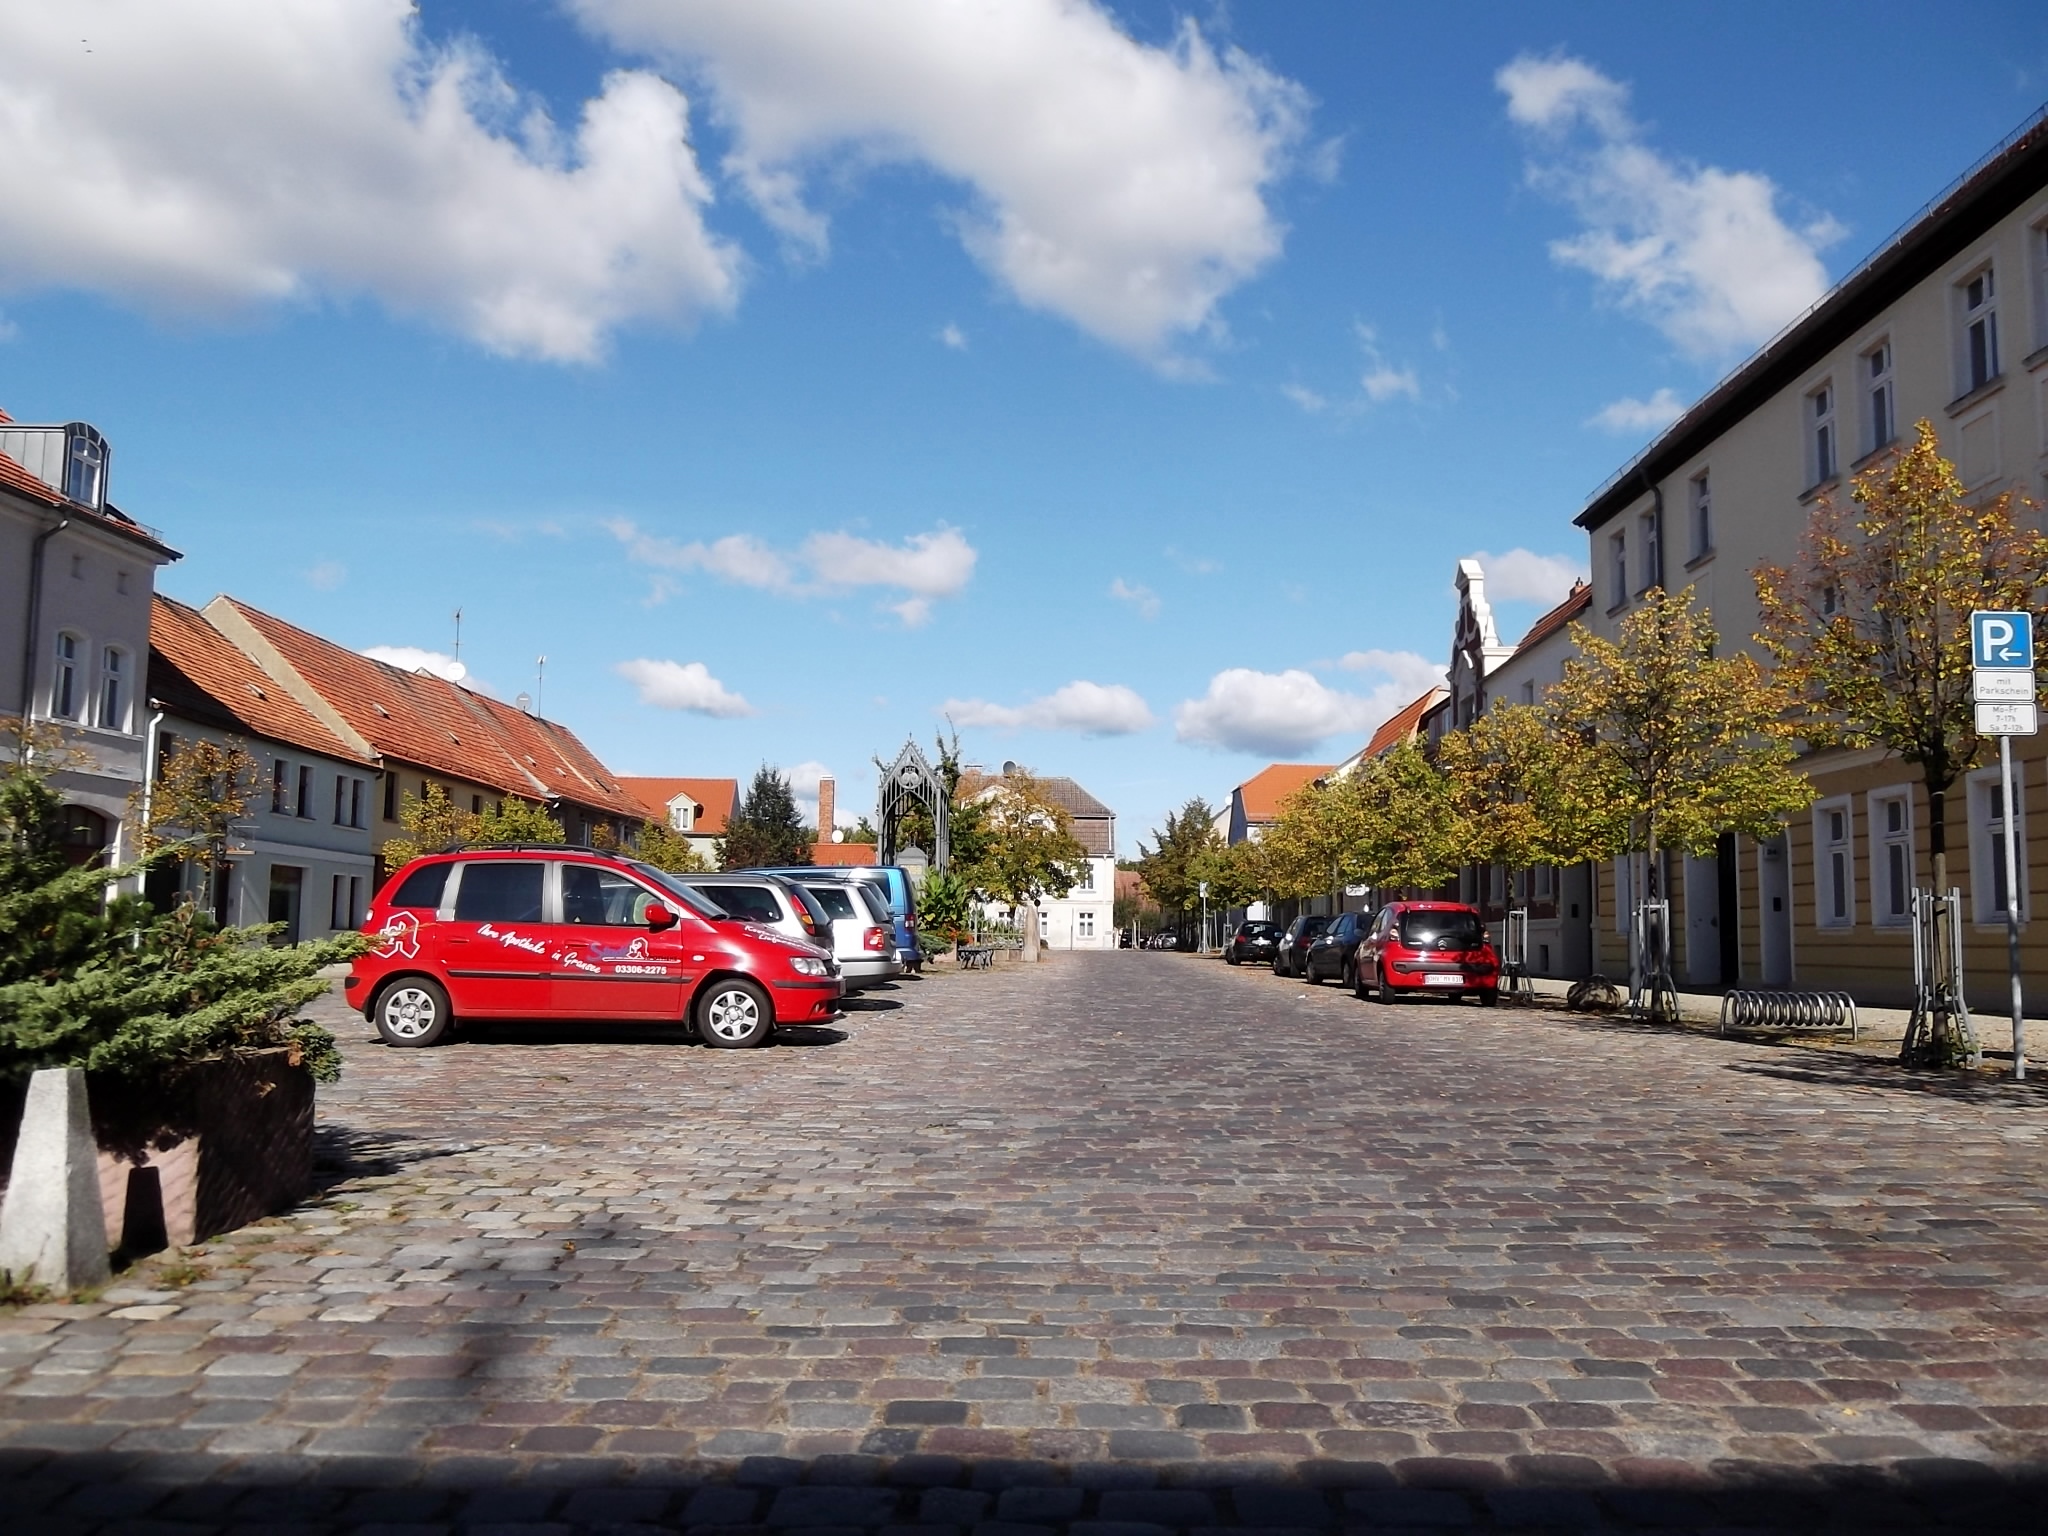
[6,1441,2042,1533]
[1724,1052,2048,1104]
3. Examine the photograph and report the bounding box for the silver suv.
[793,876,903,991]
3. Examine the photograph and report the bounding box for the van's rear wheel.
[696,978,773,1048]
[373,978,452,1047]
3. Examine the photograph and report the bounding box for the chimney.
[816,777,835,836]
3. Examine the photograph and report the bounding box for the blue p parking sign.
[1972,610,2034,670]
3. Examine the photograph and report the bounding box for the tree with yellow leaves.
[1551,586,1812,1020]
[1755,418,2048,1061]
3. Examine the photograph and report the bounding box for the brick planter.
[1,1049,314,1255]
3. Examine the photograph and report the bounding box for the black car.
[1302,910,1370,986]
[1272,914,1330,977]
[1224,920,1282,965]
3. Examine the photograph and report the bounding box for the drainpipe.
[17,515,70,762]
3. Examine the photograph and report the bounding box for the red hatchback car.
[346,847,843,1050]
[1353,900,1499,1006]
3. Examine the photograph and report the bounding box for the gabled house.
[618,775,737,864]
[1225,763,1332,845]
[957,763,1117,949]
[198,596,646,874]
[147,596,379,938]
[1,409,180,867]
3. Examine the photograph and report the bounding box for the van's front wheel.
[696,978,773,1048]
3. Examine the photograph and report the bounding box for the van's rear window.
[389,863,449,910]
[1398,911,1486,949]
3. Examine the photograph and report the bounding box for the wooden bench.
[956,945,994,969]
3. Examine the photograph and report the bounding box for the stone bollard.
[0,1068,112,1291]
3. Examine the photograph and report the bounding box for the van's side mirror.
[645,902,678,931]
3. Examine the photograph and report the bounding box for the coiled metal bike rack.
[1718,990,1860,1040]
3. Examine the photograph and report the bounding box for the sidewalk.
[1514,972,2044,1070]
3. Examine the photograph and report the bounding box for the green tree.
[965,771,1090,961]
[1551,586,1813,1020]
[465,797,566,847]
[1345,741,1464,892]
[634,819,713,873]
[1437,703,1614,874]
[914,868,975,951]
[718,765,812,869]
[380,785,565,868]
[843,815,879,846]
[1134,798,1218,923]
[2,752,359,1086]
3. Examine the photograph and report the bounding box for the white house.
[0,410,180,867]
[961,763,1118,949]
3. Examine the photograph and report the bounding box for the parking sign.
[1972,610,2034,670]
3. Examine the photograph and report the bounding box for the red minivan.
[345,847,843,1049]
[1353,900,1499,1006]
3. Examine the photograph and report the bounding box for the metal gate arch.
[874,738,949,872]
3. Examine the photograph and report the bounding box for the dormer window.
[63,423,108,509]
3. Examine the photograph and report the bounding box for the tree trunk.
[1928,777,1948,897]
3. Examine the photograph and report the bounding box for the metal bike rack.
[1719,990,1860,1040]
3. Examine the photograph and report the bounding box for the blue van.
[749,864,921,972]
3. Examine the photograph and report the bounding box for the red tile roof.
[0,448,60,508]
[1364,687,1449,757]
[808,841,877,866]
[215,597,644,821]
[1236,763,1333,823]
[617,776,738,835]
[1511,580,1592,655]
[149,597,371,765]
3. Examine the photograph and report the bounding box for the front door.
[551,864,689,1019]
[440,860,554,1016]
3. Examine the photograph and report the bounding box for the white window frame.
[1863,338,1895,457]
[1967,762,2028,926]
[96,645,128,732]
[2031,213,2048,354]
[1689,471,1712,561]
[1638,510,1660,593]
[1608,529,1627,608]
[1075,862,1095,892]
[50,631,84,721]
[1813,796,1855,929]
[1076,909,1096,940]
[1867,785,1914,929]
[1808,380,1837,487]
[1958,263,2000,396]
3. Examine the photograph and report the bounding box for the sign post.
[1972,611,2036,1080]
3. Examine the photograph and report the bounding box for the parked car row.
[1229,901,1499,1006]
[348,845,923,1051]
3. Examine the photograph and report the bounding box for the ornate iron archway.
[874,738,949,871]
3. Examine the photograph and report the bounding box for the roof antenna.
[452,607,462,664]
[534,655,546,718]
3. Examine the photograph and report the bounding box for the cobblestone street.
[7,951,2048,1532]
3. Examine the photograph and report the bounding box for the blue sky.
[4,1,2045,851]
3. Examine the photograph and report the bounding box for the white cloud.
[803,526,976,601]
[608,518,975,625]
[939,322,967,350]
[0,1,740,363]
[575,0,1309,364]
[944,680,1155,737]
[1281,382,1327,414]
[362,645,467,683]
[1465,549,1589,606]
[614,657,755,716]
[1360,364,1420,403]
[1496,52,1841,356]
[1586,388,1686,433]
[1110,577,1160,619]
[1164,545,1220,575]
[1175,668,1397,756]
[305,560,347,591]
[1333,649,1448,697]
